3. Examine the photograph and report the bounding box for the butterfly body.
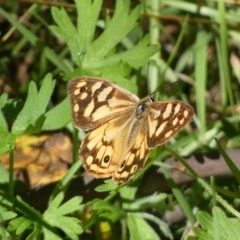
[68,76,194,183]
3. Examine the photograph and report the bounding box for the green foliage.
[51,0,158,93]
[12,74,56,135]
[191,207,240,240]
[0,197,17,239]
[42,192,83,240]
[91,199,122,223]
[95,179,118,192]
[5,193,83,240]
[127,213,160,240]
[0,74,70,155]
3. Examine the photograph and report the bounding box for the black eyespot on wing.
[80,87,86,92]
[104,155,110,163]
[178,113,183,119]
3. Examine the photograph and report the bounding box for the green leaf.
[195,30,208,135]
[8,193,82,239]
[95,179,117,192]
[26,223,40,240]
[92,199,122,223]
[51,0,158,82]
[12,73,55,135]
[0,200,17,223]
[192,207,240,240]
[127,213,159,240]
[0,132,16,155]
[123,193,168,211]
[120,184,139,210]
[8,217,32,235]
[43,216,81,240]
[215,137,240,184]
[0,93,8,133]
[219,119,240,148]
[139,212,173,240]
[42,96,71,131]
[51,0,102,67]
[0,225,10,239]
[0,94,16,155]
[42,228,62,240]
[47,192,64,210]
[87,0,141,59]
[43,192,83,240]
[5,195,59,238]
[162,167,195,224]
[0,93,8,108]
[107,34,159,69]
[47,192,83,216]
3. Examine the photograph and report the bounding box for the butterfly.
[68,76,194,183]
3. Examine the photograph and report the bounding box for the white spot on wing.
[149,119,158,137]
[92,105,128,121]
[86,156,93,165]
[92,82,102,92]
[80,92,88,99]
[87,136,102,150]
[127,153,135,166]
[96,146,107,165]
[121,171,128,179]
[156,121,167,136]
[98,86,112,102]
[76,81,86,88]
[173,118,178,126]
[74,88,80,95]
[174,104,181,116]
[165,130,173,139]
[184,110,189,118]
[140,140,146,159]
[180,118,185,125]
[84,100,94,117]
[163,104,172,119]
[73,103,79,112]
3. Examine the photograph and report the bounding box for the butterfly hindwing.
[80,111,137,179]
[113,122,149,183]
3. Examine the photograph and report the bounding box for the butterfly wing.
[113,121,149,183]
[68,76,139,130]
[147,100,194,148]
[80,108,149,183]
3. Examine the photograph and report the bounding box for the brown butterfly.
[68,76,194,183]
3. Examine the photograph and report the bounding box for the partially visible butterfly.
[68,76,194,183]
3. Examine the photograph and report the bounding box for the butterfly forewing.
[147,100,194,148]
[68,76,194,184]
[68,76,139,130]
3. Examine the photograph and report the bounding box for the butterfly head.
[136,95,155,118]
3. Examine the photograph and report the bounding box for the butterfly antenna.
[163,79,183,90]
